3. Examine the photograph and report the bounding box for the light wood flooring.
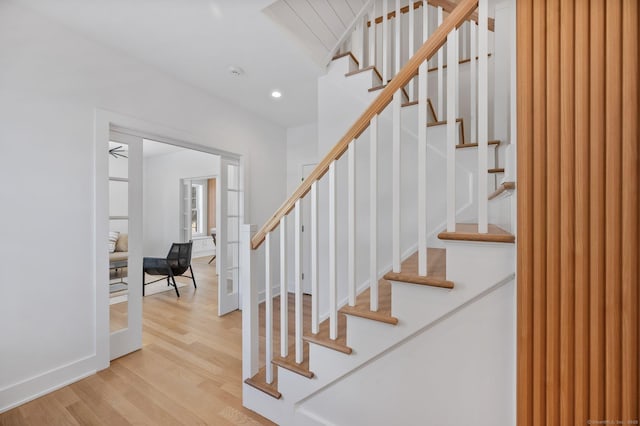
[0,257,275,426]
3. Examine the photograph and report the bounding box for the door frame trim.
[94,108,243,370]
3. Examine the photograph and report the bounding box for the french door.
[108,130,143,360]
[217,157,242,315]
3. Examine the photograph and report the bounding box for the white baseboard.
[0,355,97,413]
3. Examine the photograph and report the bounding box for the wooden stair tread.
[345,65,383,82]
[245,368,281,399]
[332,51,359,66]
[438,223,515,243]
[488,168,505,173]
[401,99,439,121]
[303,315,352,354]
[382,249,453,288]
[272,344,314,379]
[339,280,398,325]
[369,84,410,102]
[457,140,500,148]
[427,118,463,127]
[489,181,516,200]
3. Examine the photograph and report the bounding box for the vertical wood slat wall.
[517,0,639,425]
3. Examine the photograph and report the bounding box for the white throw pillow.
[108,231,120,253]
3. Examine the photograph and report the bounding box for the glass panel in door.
[108,131,142,360]
[218,159,241,315]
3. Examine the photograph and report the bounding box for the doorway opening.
[98,115,244,363]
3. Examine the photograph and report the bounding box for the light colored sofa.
[109,233,128,279]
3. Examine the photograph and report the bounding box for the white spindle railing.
[279,216,288,357]
[244,1,500,389]
[408,0,415,99]
[394,0,401,77]
[418,0,429,276]
[437,6,444,119]
[264,232,273,383]
[368,1,377,68]
[294,199,303,363]
[392,91,401,272]
[353,20,363,70]
[310,182,319,334]
[348,142,356,306]
[477,0,489,233]
[382,0,389,82]
[328,160,338,339]
[446,28,458,232]
[370,115,378,311]
[470,23,478,143]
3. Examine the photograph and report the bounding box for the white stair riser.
[327,54,358,76]
[445,241,515,283]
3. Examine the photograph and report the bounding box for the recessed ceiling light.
[271,91,282,99]
[228,66,244,77]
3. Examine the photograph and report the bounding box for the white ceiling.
[18,0,324,128]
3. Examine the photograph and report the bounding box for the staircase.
[241,0,516,424]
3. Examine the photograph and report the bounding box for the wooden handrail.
[367,0,494,32]
[251,0,479,250]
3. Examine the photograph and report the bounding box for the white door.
[108,130,143,360]
[301,164,317,294]
[217,157,242,315]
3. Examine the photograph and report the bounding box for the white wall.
[0,1,286,411]
[143,149,220,257]
[284,123,318,293]
[286,123,318,194]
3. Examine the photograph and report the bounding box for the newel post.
[241,224,258,384]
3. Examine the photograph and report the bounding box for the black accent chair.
[208,231,217,264]
[143,242,197,297]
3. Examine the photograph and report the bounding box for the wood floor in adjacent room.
[0,257,275,426]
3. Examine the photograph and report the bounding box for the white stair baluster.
[361,14,368,69]
[478,0,489,233]
[368,2,377,69]
[418,1,429,276]
[348,142,356,306]
[408,0,415,99]
[329,161,338,339]
[279,216,288,357]
[294,200,303,363]
[264,232,273,383]
[370,115,379,311]
[470,23,478,144]
[310,181,319,334]
[382,0,389,83]
[353,21,362,69]
[462,22,468,60]
[446,28,458,232]
[437,6,444,119]
[394,0,401,77]
[392,91,401,272]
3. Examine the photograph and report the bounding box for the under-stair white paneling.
[297,280,515,426]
